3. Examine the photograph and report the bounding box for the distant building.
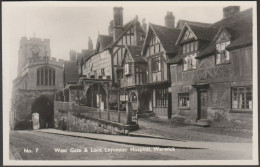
[11,37,64,129]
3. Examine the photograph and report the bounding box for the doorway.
[31,96,54,129]
[198,89,208,120]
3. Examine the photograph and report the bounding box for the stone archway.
[31,96,54,129]
[86,84,107,109]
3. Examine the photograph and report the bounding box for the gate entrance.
[31,96,54,129]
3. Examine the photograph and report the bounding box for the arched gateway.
[31,96,54,129]
[86,84,107,109]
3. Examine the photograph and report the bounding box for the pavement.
[36,128,252,152]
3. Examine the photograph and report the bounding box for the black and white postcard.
[2,1,258,166]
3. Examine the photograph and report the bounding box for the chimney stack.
[113,7,124,41]
[88,37,93,50]
[142,18,147,34]
[223,6,240,18]
[165,11,175,28]
[108,20,114,36]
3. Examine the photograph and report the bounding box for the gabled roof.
[126,46,146,63]
[96,34,113,52]
[77,49,95,65]
[196,8,252,58]
[177,20,211,29]
[64,60,79,84]
[82,49,95,61]
[106,18,146,49]
[142,23,181,55]
[176,23,218,45]
[172,8,252,62]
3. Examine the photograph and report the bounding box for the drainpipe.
[118,78,121,123]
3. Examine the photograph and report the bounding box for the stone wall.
[54,101,138,134]
[11,89,56,129]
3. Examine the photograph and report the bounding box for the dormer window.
[215,29,231,65]
[216,41,230,65]
[182,41,198,71]
[183,41,198,54]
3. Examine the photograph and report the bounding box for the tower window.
[37,67,55,86]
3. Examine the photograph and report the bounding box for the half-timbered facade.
[76,7,146,111]
[170,7,253,126]
[142,23,181,118]
[120,46,148,114]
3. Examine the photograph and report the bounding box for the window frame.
[152,56,161,73]
[178,93,190,108]
[231,86,252,110]
[215,40,231,65]
[37,67,55,86]
[153,88,168,107]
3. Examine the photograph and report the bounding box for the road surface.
[10,130,252,160]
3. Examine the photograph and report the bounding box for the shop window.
[232,86,252,109]
[178,93,189,107]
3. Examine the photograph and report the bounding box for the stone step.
[194,119,210,127]
[197,119,210,123]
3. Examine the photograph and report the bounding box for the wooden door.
[198,90,208,119]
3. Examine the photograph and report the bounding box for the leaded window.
[216,41,230,64]
[183,53,197,71]
[178,93,190,107]
[152,57,161,72]
[232,86,252,109]
[153,88,168,107]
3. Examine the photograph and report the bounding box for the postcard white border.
[2,1,258,166]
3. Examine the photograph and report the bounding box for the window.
[101,68,105,76]
[94,70,97,78]
[37,67,55,86]
[232,87,252,110]
[131,93,137,103]
[183,53,197,71]
[216,41,230,64]
[183,41,198,54]
[153,88,168,107]
[152,57,161,72]
[178,93,189,107]
[148,35,161,56]
[124,62,133,75]
[135,66,146,85]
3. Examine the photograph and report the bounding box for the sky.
[2,1,255,95]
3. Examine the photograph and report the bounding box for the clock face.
[31,46,40,54]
